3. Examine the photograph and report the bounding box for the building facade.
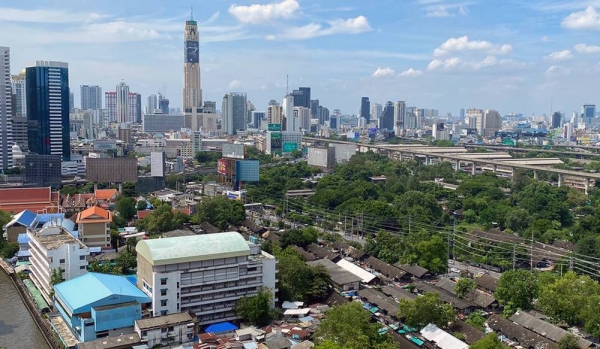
[134,312,197,348]
[26,61,70,160]
[292,87,310,108]
[104,92,116,122]
[147,94,158,114]
[28,223,89,302]
[0,47,12,170]
[75,206,112,248]
[11,72,26,118]
[136,233,277,325]
[360,97,370,124]
[24,154,62,188]
[116,81,130,123]
[80,85,102,111]
[222,93,248,135]
[183,15,202,113]
[379,101,394,131]
[393,101,406,134]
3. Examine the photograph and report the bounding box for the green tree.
[194,196,246,229]
[455,278,477,300]
[398,292,456,329]
[275,248,331,303]
[280,227,318,249]
[470,333,509,349]
[195,151,221,164]
[116,251,137,271]
[136,200,148,211]
[235,288,276,326]
[316,302,396,349]
[465,311,486,331]
[50,267,64,286]
[558,334,583,349]
[115,196,136,221]
[0,242,18,258]
[505,208,531,233]
[494,270,538,311]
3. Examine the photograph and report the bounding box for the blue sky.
[3,0,600,117]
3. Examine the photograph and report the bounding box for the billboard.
[502,138,515,146]
[268,124,281,131]
[93,140,117,151]
[86,158,138,183]
[217,159,227,175]
[222,143,245,160]
[235,160,260,182]
[282,142,298,153]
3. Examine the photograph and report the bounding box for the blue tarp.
[204,321,238,334]
[16,250,31,257]
[17,234,30,244]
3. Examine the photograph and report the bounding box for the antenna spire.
[191,7,194,21]
[286,75,289,96]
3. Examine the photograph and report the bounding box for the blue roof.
[17,234,30,244]
[17,250,31,257]
[204,321,238,334]
[4,210,37,229]
[36,213,65,225]
[54,273,151,314]
[42,219,77,237]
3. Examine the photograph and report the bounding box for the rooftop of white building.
[136,232,250,266]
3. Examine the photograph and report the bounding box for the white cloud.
[574,43,600,53]
[545,50,573,61]
[469,55,498,69]
[427,57,461,70]
[228,79,242,90]
[0,7,104,23]
[229,0,300,24]
[372,67,396,77]
[278,16,372,40]
[541,35,550,42]
[421,1,473,17]
[427,55,525,71]
[562,6,600,30]
[400,68,423,77]
[433,36,510,56]
[265,34,276,40]
[546,65,560,73]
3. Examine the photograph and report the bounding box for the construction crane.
[158,83,168,100]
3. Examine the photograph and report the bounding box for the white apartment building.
[28,223,89,303]
[134,312,197,348]
[136,232,277,325]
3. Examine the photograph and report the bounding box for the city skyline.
[3,1,600,116]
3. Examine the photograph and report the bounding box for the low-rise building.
[306,259,361,291]
[28,223,89,302]
[53,273,151,343]
[136,232,277,325]
[307,147,336,169]
[76,206,112,249]
[134,312,197,348]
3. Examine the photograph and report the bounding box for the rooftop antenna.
[191,7,194,21]
[286,75,289,96]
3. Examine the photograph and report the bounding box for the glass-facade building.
[26,61,70,161]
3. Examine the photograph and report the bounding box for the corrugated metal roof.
[420,323,468,349]
[336,259,377,283]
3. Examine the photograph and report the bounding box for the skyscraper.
[183,13,202,112]
[292,87,311,108]
[116,81,130,123]
[11,73,28,152]
[483,109,502,137]
[0,47,13,170]
[393,101,406,134]
[371,103,382,122]
[582,104,595,129]
[379,102,394,130]
[80,85,102,110]
[147,94,158,114]
[221,93,247,135]
[267,101,282,125]
[283,94,298,132]
[26,61,70,161]
[128,92,141,123]
[11,72,26,117]
[105,92,117,122]
[551,111,562,129]
[294,107,311,131]
[360,97,371,124]
[69,92,74,112]
[310,99,319,121]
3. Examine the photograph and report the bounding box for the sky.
[4,0,600,117]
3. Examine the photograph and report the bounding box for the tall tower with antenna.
[183,7,202,112]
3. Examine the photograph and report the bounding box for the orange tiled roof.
[76,206,112,223]
[0,187,59,214]
[94,189,118,201]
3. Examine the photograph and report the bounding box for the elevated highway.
[303,137,600,193]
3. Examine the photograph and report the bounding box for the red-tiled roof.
[76,206,111,223]
[94,189,118,201]
[0,187,60,214]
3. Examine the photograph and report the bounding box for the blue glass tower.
[26,61,70,161]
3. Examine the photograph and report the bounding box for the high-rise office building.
[551,112,562,129]
[69,92,74,112]
[294,106,311,131]
[310,99,319,121]
[318,106,330,124]
[483,109,502,137]
[116,81,129,123]
[147,94,158,114]
[26,61,70,161]
[379,101,394,131]
[360,97,371,124]
[460,108,465,120]
[371,103,382,122]
[292,87,310,108]
[465,108,484,134]
[11,73,26,117]
[393,101,406,133]
[267,101,282,125]
[159,94,170,115]
[105,92,117,122]
[128,92,141,123]
[80,85,102,110]
[221,92,247,135]
[283,94,298,132]
[251,111,265,129]
[0,47,13,170]
[582,104,595,129]
[183,13,202,112]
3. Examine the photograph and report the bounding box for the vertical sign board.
[271,132,282,155]
[268,124,282,132]
[217,159,227,175]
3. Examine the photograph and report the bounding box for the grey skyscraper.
[135,93,142,123]
[80,85,102,110]
[147,94,158,114]
[293,87,310,108]
[0,47,13,170]
[11,73,26,117]
[26,61,70,161]
[69,92,74,111]
[551,112,562,129]
[380,101,394,130]
[222,92,247,135]
[582,104,595,129]
[310,99,319,120]
[460,108,465,121]
[360,97,370,124]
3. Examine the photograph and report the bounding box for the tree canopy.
[315,302,396,349]
[494,270,538,312]
[235,288,276,327]
[470,333,509,349]
[558,334,583,349]
[115,196,136,221]
[398,292,456,329]
[193,196,246,229]
[454,278,477,300]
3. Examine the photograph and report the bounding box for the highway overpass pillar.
[455,160,460,172]
[511,168,516,181]
[493,165,497,173]
[585,178,591,195]
[471,163,476,175]
[118,183,123,194]
[398,152,403,161]
[558,174,563,187]
[534,171,538,180]
[425,156,431,165]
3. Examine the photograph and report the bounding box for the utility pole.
[569,255,574,271]
[447,231,451,277]
[513,245,516,271]
[530,230,534,270]
[351,217,354,241]
[408,215,411,235]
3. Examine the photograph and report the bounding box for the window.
[160,289,167,296]
[141,331,147,337]
[168,326,174,332]
[161,300,167,307]
[160,310,168,316]
[161,328,168,333]
[59,259,65,263]
[80,266,86,270]
[161,278,167,285]
[79,255,85,261]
